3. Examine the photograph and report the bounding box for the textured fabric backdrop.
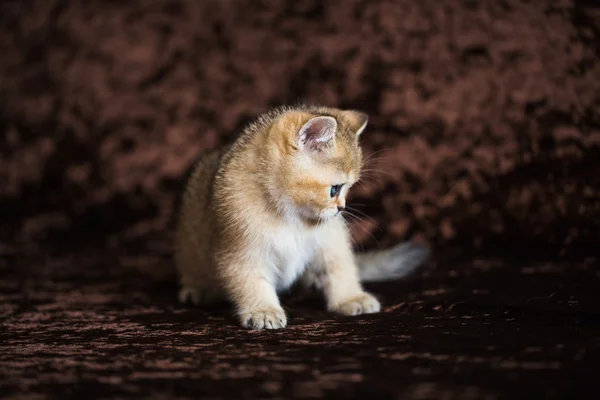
[1,1,599,399]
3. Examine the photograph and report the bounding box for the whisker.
[355,176,384,191]
[362,157,390,169]
[343,220,360,248]
[356,181,376,191]
[358,171,397,184]
[360,168,397,179]
[343,211,380,246]
[345,210,374,227]
[345,206,376,223]
[363,148,394,164]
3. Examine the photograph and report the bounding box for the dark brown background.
[1,1,599,399]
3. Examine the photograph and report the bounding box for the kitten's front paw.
[240,307,287,330]
[330,292,381,316]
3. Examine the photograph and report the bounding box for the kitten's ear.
[297,116,337,151]
[342,110,369,137]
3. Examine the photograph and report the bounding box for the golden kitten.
[175,104,429,329]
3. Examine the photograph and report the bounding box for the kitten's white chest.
[268,226,319,291]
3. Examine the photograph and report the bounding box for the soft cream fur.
[175,105,428,329]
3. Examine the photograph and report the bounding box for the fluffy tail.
[356,241,431,283]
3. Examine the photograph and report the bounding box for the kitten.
[174,104,429,329]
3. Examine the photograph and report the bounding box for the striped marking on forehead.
[323,155,360,180]
[335,134,361,163]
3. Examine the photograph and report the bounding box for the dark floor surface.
[1,244,599,399]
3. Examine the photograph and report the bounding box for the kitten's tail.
[355,241,431,283]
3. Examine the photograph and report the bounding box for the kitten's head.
[264,107,368,224]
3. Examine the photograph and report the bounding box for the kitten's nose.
[337,205,345,213]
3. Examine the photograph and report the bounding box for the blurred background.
[1,0,598,260]
[1,1,599,398]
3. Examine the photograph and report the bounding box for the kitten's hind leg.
[178,285,223,305]
[298,266,326,293]
[175,246,223,305]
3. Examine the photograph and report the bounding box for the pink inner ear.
[298,116,337,150]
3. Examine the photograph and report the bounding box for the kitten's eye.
[330,184,343,198]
